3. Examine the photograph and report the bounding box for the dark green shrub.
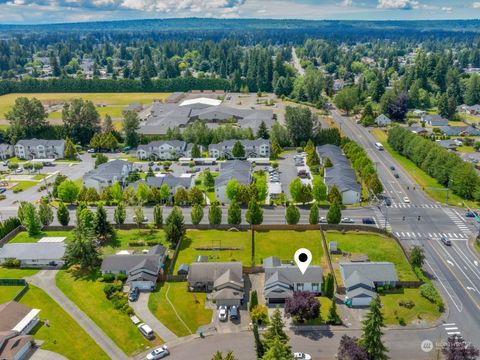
[115,273,127,282]
[102,273,114,282]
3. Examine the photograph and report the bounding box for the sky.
[0,0,479,24]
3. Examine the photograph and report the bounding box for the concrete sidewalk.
[28,270,129,360]
[130,292,178,342]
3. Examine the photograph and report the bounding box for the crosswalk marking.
[443,208,472,236]
[393,231,468,241]
[443,323,461,336]
[390,203,443,208]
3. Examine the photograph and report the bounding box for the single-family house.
[412,109,426,116]
[436,140,458,151]
[0,144,14,160]
[263,256,323,304]
[339,262,398,307]
[440,126,480,137]
[457,104,480,115]
[406,126,429,135]
[375,114,392,126]
[132,174,195,201]
[100,245,166,291]
[0,243,66,268]
[215,160,252,203]
[208,139,270,159]
[124,103,144,113]
[0,302,39,360]
[136,141,197,160]
[317,145,361,205]
[14,139,65,160]
[421,114,449,127]
[83,160,133,193]
[187,262,244,307]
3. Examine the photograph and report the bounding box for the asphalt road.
[329,107,480,347]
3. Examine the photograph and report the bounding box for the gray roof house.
[440,126,480,137]
[375,114,392,126]
[215,160,252,203]
[208,139,270,159]
[14,139,65,160]
[101,245,166,291]
[339,262,398,307]
[0,143,14,160]
[317,145,361,205]
[188,262,244,306]
[263,256,323,304]
[0,243,66,268]
[132,174,195,201]
[436,140,458,151]
[421,114,449,127]
[137,100,274,135]
[83,160,133,193]
[137,140,198,160]
[406,126,429,135]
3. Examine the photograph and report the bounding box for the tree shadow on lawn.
[68,266,101,282]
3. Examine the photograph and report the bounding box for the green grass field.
[0,93,171,120]
[11,181,39,192]
[175,230,251,272]
[372,128,474,207]
[149,282,212,337]
[102,229,170,255]
[325,231,417,282]
[9,230,74,243]
[380,288,441,325]
[0,285,24,302]
[56,269,160,356]
[254,230,324,267]
[0,267,39,278]
[298,297,332,325]
[20,285,110,360]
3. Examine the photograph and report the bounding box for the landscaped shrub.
[128,241,145,247]
[420,283,439,303]
[249,290,258,312]
[115,273,127,282]
[3,258,21,268]
[103,283,117,299]
[250,304,269,325]
[0,217,21,239]
[398,299,415,309]
[146,241,160,246]
[102,273,115,282]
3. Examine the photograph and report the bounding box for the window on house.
[297,283,304,291]
[312,283,319,292]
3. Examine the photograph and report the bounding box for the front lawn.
[19,285,110,360]
[0,285,24,302]
[149,282,212,337]
[9,230,73,243]
[174,230,251,272]
[296,296,332,325]
[325,231,417,282]
[371,128,474,208]
[380,288,441,325]
[11,181,39,191]
[56,269,159,356]
[102,229,169,255]
[0,267,39,278]
[254,230,324,267]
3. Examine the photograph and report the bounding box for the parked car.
[362,218,375,225]
[390,166,395,171]
[465,211,479,218]
[146,346,169,360]
[87,149,95,153]
[16,167,23,173]
[440,235,452,246]
[403,197,410,203]
[128,287,139,302]
[341,218,355,223]
[384,197,392,206]
[393,173,399,178]
[294,353,312,360]
[0,188,6,194]
[3,160,9,166]
[319,217,327,223]
[138,323,154,340]
[218,306,228,322]
[133,215,149,223]
[229,305,239,320]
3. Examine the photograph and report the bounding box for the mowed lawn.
[0,267,39,278]
[56,269,158,356]
[371,128,473,208]
[0,285,24,303]
[102,229,170,255]
[149,282,213,337]
[300,297,333,325]
[325,231,417,282]
[174,230,252,272]
[9,230,74,243]
[380,288,441,325]
[0,93,171,120]
[254,230,324,266]
[19,285,110,360]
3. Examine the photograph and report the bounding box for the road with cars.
[329,107,480,347]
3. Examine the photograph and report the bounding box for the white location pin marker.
[294,248,312,275]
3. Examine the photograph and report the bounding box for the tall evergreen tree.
[123,111,140,148]
[114,203,126,225]
[95,204,115,244]
[257,121,269,139]
[246,200,263,225]
[57,202,70,226]
[227,201,242,225]
[360,296,389,360]
[165,206,186,246]
[153,204,163,227]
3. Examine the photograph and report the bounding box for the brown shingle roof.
[0,302,32,332]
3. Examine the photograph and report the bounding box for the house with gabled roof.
[215,160,252,203]
[14,139,65,160]
[208,139,270,159]
[83,159,132,193]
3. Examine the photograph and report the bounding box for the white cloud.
[473,2,480,8]
[341,0,353,6]
[377,0,419,9]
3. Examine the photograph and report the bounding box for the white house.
[0,243,66,268]
[208,139,270,159]
[263,256,323,304]
[136,140,197,160]
[83,159,132,193]
[14,139,65,160]
[0,143,14,160]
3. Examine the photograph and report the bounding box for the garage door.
[268,298,285,304]
[351,296,372,307]
[131,281,153,291]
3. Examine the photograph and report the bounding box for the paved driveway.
[129,292,178,342]
[278,152,298,198]
[27,349,68,360]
